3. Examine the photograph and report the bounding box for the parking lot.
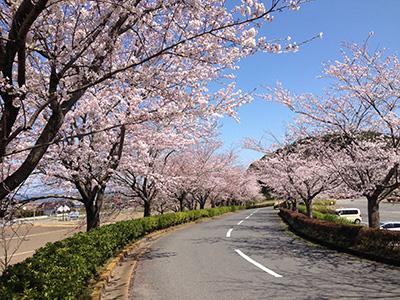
[336,198,400,224]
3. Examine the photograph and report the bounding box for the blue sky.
[221,0,400,166]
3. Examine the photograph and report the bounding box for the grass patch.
[298,204,353,225]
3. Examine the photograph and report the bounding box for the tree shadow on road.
[191,209,400,299]
[139,248,177,261]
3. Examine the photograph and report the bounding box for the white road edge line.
[226,228,233,238]
[234,249,283,278]
[237,220,244,225]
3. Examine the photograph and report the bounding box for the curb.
[90,237,145,300]
[90,212,240,300]
[90,226,182,300]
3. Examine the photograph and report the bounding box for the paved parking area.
[336,198,400,223]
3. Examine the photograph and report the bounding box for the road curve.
[130,208,400,299]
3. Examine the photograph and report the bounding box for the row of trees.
[45,132,262,231]
[252,38,400,228]
[2,0,309,231]
[251,140,339,218]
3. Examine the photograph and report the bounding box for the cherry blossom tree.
[162,150,196,212]
[41,69,244,229]
[40,56,228,229]
[114,120,194,217]
[175,142,259,209]
[1,0,314,209]
[272,39,400,227]
[40,88,127,231]
[115,150,165,218]
[186,142,233,209]
[159,140,262,211]
[252,140,339,217]
[209,168,262,207]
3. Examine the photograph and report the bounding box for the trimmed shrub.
[0,206,242,299]
[279,208,400,265]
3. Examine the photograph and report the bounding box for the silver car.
[380,222,400,231]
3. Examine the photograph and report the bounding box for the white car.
[380,222,400,231]
[335,208,362,224]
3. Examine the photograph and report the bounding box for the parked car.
[380,222,400,231]
[68,211,80,220]
[335,208,362,224]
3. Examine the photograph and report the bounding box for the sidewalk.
[99,237,153,300]
[98,222,196,300]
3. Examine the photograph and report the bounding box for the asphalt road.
[131,208,400,300]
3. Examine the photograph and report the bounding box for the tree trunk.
[199,197,206,209]
[305,200,313,218]
[291,199,298,212]
[177,193,187,212]
[179,198,184,212]
[77,184,105,231]
[84,189,105,231]
[367,196,380,228]
[85,201,100,232]
[283,200,290,209]
[0,110,64,201]
[179,197,185,211]
[186,198,194,210]
[144,200,151,217]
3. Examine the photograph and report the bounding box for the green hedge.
[279,208,400,265]
[0,206,241,299]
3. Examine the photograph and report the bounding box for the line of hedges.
[0,206,242,299]
[279,208,400,265]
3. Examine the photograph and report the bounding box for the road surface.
[131,208,400,300]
